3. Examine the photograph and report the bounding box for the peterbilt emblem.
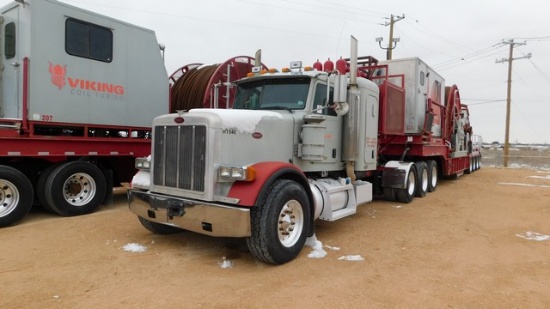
[49,62,67,90]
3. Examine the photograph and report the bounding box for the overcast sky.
[4,0,550,144]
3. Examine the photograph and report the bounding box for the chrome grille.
[153,125,206,192]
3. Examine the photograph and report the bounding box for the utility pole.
[495,40,531,167]
[376,14,404,60]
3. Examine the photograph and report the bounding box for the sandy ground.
[2,166,550,308]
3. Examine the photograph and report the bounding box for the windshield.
[233,77,310,110]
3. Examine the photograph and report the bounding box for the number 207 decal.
[41,114,54,121]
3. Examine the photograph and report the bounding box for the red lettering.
[67,76,124,95]
[68,77,79,88]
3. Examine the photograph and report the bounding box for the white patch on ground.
[122,243,147,252]
[497,182,550,188]
[338,255,365,261]
[305,235,327,259]
[393,205,403,209]
[325,245,340,251]
[218,257,233,269]
[527,175,550,180]
[189,109,283,134]
[366,208,377,218]
[506,163,550,171]
[516,231,550,241]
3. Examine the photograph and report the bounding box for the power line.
[433,45,508,71]
[314,0,387,18]
[514,36,550,41]
[526,58,550,84]
[62,0,356,40]
[462,99,506,106]
[403,16,473,54]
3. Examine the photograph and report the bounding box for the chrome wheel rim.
[278,200,304,247]
[63,173,97,206]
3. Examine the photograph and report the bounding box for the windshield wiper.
[259,106,294,113]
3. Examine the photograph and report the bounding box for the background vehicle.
[128,37,482,264]
[0,0,263,227]
[0,0,169,227]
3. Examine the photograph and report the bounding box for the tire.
[44,161,106,216]
[426,160,438,192]
[246,179,311,265]
[36,163,61,213]
[0,165,34,227]
[465,157,473,174]
[138,216,183,234]
[383,187,396,201]
[476,155,482,171]
[477,155,481,170]
[396,165,417,203]
[414,161,428,198]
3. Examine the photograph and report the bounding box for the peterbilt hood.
[188,109,284,133]
[153,108,296,167]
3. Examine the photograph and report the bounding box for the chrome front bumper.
[128,190,251,237]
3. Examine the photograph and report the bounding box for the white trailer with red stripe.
[0,0,168,226]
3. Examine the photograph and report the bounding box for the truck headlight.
[135,157,151,170]
[219,165,256,181]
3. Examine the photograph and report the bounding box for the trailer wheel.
[414,162,428,197]
[36,164,62,213]
[465,157,473,174]
[44,161,106,216]
[0,166,34,227]
[138,216,183,234]
[396,165,417,203]
[246,179,311,265]
[479,156,482,170]
[426,160,438,192]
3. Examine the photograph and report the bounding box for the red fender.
[227,162,309,207]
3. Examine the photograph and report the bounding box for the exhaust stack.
[350,36,358,87]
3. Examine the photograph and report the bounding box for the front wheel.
[0,166,34,227]
[246,179,311,265]
[44,161,106,216]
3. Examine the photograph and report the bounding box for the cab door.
[0,5,20,119]
[312,82,342,164]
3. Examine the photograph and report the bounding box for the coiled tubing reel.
[169,56,267,113]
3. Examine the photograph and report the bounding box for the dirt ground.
[2,165,550,308]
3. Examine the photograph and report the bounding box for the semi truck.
[0,0,170,227]
[128,37,482,264]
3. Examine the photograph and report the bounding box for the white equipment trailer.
[0,0,168,226]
